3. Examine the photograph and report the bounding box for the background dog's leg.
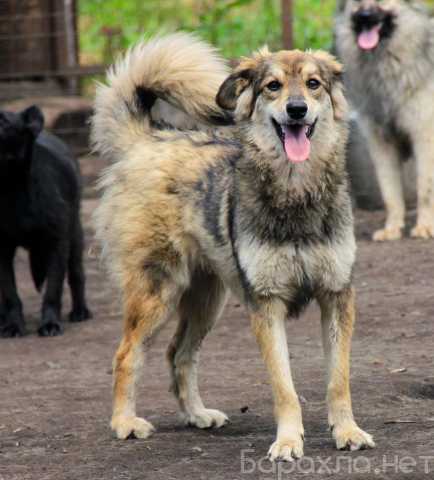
[319,287,375,451]
[38,243,68,337]
[411,137,434,238]
[364,123,405,241]
[111,276,178,440]
[68,219,92,322]
[0,246,25,337]
[250,300,304,462]
[167,269,228,429]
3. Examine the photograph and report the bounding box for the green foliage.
[78,0,337,63]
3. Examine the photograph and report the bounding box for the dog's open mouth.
[272,119,317,163]
[357,23,383,50]
[353,9,395,51]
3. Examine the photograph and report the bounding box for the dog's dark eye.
[306,79,321,90]
[266,81,282,92]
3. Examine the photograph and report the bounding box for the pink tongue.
[283,126,310,163]
[358,26,381,50]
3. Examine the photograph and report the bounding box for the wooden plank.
[281,0,293,49]
[0,65,106,81]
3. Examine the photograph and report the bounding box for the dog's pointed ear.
[21,105,44,137]
[313,51,348,121]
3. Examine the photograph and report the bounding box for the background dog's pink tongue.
[283,127,310,163]
[358,26,381,50]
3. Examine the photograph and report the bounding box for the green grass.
[79,0,337,64]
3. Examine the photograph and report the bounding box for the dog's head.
[339,0,422,51]
[216,49,347,165]
[0,106,44,165]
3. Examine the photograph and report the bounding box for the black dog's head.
[0,106,44,166]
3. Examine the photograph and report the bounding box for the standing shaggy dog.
[335,0,434,240]
[93,33,374,461]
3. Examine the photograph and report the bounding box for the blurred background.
[0,0,336,157]
[0,0,432,204]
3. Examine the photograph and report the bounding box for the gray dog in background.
[335,0,434,241]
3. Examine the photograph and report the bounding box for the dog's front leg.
[362,120,405,241]
[410,135,434,238]
[250,299,304,462]
[319,287,375,451]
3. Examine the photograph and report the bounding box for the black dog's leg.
[68,220,92,323]
[0,290,4,320]
[38,242,68,337]
[0,246,25,337]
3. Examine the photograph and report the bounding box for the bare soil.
[1,160,434,479]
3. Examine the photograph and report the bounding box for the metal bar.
[281,0,294,49]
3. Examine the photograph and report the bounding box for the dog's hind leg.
[319,287,375,451]
[111,271,181,440]
[38,241,68,337]
[251,299,304,462]
[167,268,229,429]
[0,246,25,337]
[410,136,434,238]
[67,219,92,322]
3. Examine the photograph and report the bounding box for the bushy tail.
[91,32,231,159]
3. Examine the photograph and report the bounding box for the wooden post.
[281,0,293,50]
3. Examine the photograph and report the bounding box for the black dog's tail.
[91,32,231,161]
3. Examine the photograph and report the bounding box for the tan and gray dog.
[335,0,434,240]
[92,33,374,461]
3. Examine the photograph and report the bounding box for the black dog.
[0,105,92,337]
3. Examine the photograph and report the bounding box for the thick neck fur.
[236,120,348,206]
[232,122,350,245]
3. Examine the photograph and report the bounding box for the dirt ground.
[1,160,434,480]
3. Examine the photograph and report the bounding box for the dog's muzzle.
[352,8,394,51]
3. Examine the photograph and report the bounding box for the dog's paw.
[1,322,25,338]
[372,226,402,241]
[38,321,63,337]
[111,416,155,440]
[69,306,93,323]
[410,224,434,239]
[183,408,229,429]
[268,435,304,462]
[332,422,375,451]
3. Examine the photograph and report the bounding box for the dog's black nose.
[353,8,380,26]
[358,9,376,19]
[286,101,308,120]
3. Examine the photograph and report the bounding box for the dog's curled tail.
[91,32,231,159]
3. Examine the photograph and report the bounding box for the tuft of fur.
[91,32,231,160]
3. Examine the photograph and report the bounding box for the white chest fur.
[237,232,356,300]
